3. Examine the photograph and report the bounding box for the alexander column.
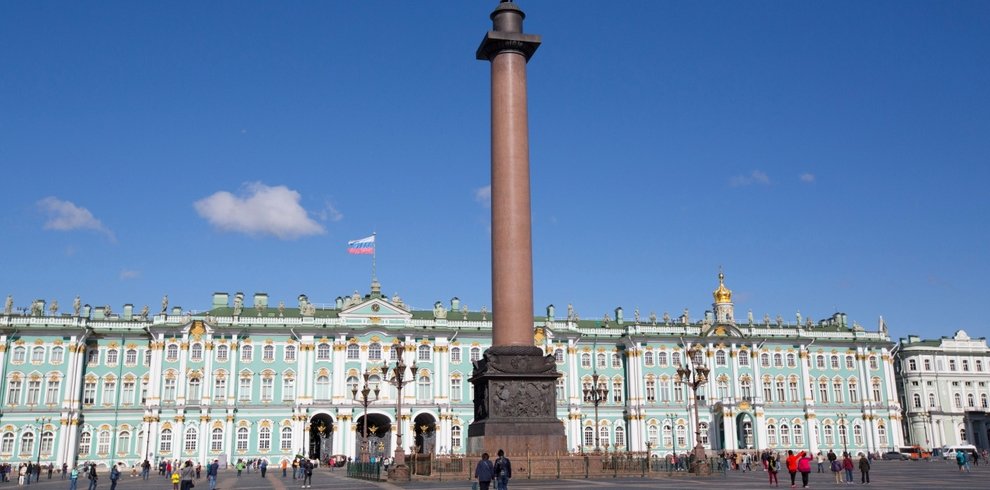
[468,0,566,455]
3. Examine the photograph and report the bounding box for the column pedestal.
[468,346,566,455]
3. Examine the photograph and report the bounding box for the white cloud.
[37,197,116,241]
[474,185,491,207]
[800,173,816,183]
[119,269,141,280]
[729,170,771,187]
[193,182,326,239]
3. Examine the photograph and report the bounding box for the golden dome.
[713,270,732,303]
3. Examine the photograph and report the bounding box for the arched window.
[929,393,937,408]
[12,346,26,363]
[236,427,249,451]
[317,343,332,360]
[188,377,201,402]
[368,343,382,360]
[51,346,64,364]
[699,422,709,446]
[871,379,882,402]
[954,392,962,408]
[216,345,229,362]
[717,379,729,399]
[913,393,922,408]
[0,432,13,453]
[767,424,778,446]
[739,378,752,399]
[451,426,462,450]
[163,377,176,402]
[967,393,975,407]
[644,351,655,366]
[190,343,203,361]
[846,356,855,370]
[166,344,179,361]
[282,374,295,401]
[645,379,656,402]
[773,353,783,367]
[125,348,138,365]
[554,349,564,363]
[241,345,253,362]
[760,353,770,368]
[284,345,296,362]
[184,427,197,452]
[615,425,626,448]
[793,423,804,445]
[738,351,749,366]
[97,430,111,454]
[671,352,681,366]
[612,379,623,403]
[115,431,129,455]
[853,424,863,445]
[715,350,726,366]
[580,353,591,368]
[816,355,826,369]
[32,347,45,363]
[23,431,38,455]
[281,427,293,450]
[214,374,227,402]
[315,375,330,400]
[79,431,92,455]
[877,424,887,447]
[658,351,668,366]
[263,345,275,361]
[960,427,967,442]
[908,359,917,370]
[675,423,687,447]
[160,429,172,453]
[780,424,791,446]
[596,353,606,368]
[647,424,659,446]
[982,394,989,409]
[848,380,858,403]
[583,426,594,447]
[612,353,621,368]
[470,347,481,362]
[599,426,610,447]
[258,427,271,451]
[211,428,224,452]
[417,374,431,402]
[418,344,431,362]
[786,353,796,367]
[345,344,359,360]
[830,355,839,369]
[823,424,834,445]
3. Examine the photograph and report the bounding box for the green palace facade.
[0,273,904,467]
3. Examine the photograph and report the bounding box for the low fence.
[346,461,384,481]
[403,453,725,481]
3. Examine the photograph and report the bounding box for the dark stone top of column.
[477,1,541,61]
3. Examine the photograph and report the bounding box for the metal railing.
[346,461,384,481]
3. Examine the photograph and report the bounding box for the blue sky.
[1,1,988,341]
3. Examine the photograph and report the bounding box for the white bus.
[940,445,978,461]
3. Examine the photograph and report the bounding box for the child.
[767,454,779,487]
[171,470,180,490]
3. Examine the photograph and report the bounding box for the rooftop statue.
[73,296,81,316]
[4,295,12,315]
[161,294,169,314]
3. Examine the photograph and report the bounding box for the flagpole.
[372,232,377,283]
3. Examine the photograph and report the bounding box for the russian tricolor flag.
[347,235,375,255]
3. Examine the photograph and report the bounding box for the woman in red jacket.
[785,450,801,488]
[797,451,813,488]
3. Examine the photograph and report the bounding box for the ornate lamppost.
[837,412,849,456]
[666,412,678,464]
[35,417,51,469]
[582,370,609,453]
[352,369,379,463]
[381,343,418,480]
[676,347,710,474]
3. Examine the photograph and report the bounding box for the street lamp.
[837,412,849,456]
[381,343,418,480]
[582,370,609,453]
[35,417,51,471]
[352,369,379,463]
[666,413,678,465]
[676,346,710,474]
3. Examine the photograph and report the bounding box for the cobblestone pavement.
[5,459,988,490]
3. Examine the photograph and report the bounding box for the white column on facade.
[177,334,189,404]
[147,337,164,409]
[568,339,580,405]
[332,336,346,402]
[198,414,209,463]
[227,336,239,403]
[202,336,214,404]
[224,415,234,461]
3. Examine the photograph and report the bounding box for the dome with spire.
[713,270,732,303]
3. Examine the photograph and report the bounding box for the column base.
[468,346,567,455]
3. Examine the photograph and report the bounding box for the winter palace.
[0,273,913,467]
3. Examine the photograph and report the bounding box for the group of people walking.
[474,449,512,490]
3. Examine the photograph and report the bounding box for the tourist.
[494,449,512,490]
[858,452,870,484]
[301,459,313,488]
[816,452,825,473]
[281,459,287,478]
[474,453,495,490]
[797,450,812,488]
[291,458,299,479]
[955,450,969,473]
[109,464,120,490]
[830,454,843,484]
[842,452,854,483]
[141,460,150,480]
[180,461,195,490]
[86,464,98,490]
[767,454,779,487]
[236,459,245,477]
[259,459,267,478]
[170,468,179,490]
[207,460,219,490]
[785,450,799,488]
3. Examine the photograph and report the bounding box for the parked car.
[882,451,909,460]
